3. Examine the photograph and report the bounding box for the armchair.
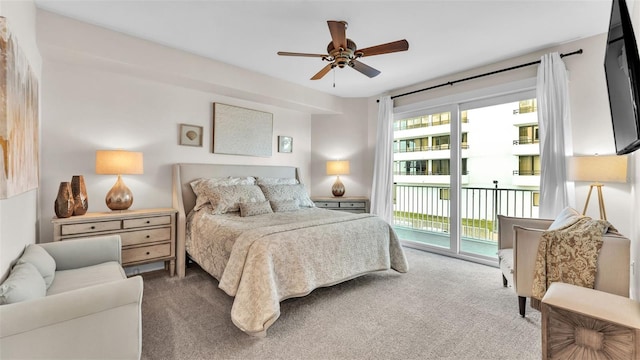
[0,235,143,359]
[497,213,630,317]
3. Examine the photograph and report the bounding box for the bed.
[172,163,408,336]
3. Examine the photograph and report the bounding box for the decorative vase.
[54,182,75,218]
[71,175,88,216]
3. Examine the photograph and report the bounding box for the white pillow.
[190,177,256,211]
[0,262,46,305]
[259,184,315,208]
[17,244,56,288]
[547,207,583,231]
[256,177,299,185]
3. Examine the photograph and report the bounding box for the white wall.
[0,0,41,280]
[37,10,348,243]
[310,98,371,197]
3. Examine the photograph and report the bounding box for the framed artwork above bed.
[212,103,273,157]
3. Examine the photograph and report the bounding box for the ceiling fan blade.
[358,39,409,57]
[311,63,334,80]
[351,60,381,78]
[277,51,327,58]
[328,20,347,49]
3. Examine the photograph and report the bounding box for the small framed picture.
[278,136,293,153]
[180,124,203,147]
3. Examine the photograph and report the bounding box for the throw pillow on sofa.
[0,262,46,305]
[16,244,56,288]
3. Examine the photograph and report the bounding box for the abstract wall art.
[0,17,39,199]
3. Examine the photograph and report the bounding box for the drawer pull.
[90,226,95,229]
[146,220,151,224]
[146,251,150,255]
[146,235,150,238]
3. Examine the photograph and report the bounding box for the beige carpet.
[141,248,541,359]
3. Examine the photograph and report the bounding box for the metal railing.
[393,183,539,243]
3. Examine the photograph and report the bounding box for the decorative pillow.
[190,177,257,211]
[17,244,56,288]
[270,200,300,212]
[256,177,299,185]
[0,262,47,305]
[259,184,315,208]
[239,201,274,217]
[207,185,266,214]
[548,206,583,231]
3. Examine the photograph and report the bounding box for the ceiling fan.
[277,20,409,80]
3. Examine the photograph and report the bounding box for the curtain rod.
[377,49,583,103]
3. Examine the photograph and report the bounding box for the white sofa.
[0,235,143,359]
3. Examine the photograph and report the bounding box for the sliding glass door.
[392,90,540,263]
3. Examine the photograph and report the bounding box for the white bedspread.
[186,207,408,336]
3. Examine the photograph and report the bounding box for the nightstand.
[311,196,370,213]
[51,208,177,276]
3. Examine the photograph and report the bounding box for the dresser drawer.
[120,227,172,247]
[340,202,366,209]
[123,215,172,229]
[122,243,171,264]
[315,202,340,208]
[61,220,121,236]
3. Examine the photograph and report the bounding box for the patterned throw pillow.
[239,201,274,217]
[270,200,300,212]
[259,184,315,208]
[190,177,256,211]
[256,177,299,185]
[205,185,266,214]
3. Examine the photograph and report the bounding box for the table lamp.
[95,150,144,210]
[326,160,350,197]
[567,155,627,220]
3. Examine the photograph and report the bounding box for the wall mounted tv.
[604,0,640,155]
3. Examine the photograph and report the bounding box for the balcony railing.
[512,170,541,175]
[394,170,470,176]
[393,184,539,245]
[513,139,539,145]
[394,144,469,153]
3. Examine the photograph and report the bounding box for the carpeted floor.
[141,248,541,359]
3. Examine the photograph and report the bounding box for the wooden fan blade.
[351,60,381,78]
[277,51,327,58]
[358,39,409,57]
[311,63,334,80]
[328,20,347,50]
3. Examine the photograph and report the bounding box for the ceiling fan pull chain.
[333,68,336,88]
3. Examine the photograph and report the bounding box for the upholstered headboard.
[172,163,299,277]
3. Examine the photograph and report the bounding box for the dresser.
[311,196,370,213]
[51,208,177,276]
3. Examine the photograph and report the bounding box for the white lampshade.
[326,160,350,176]
[568,155,627,183]
[96,150,144,175]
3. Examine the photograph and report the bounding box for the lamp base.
[106,175,134,211]
[332,176,345,197]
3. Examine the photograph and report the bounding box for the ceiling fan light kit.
[278,20,409,80]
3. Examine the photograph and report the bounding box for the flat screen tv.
[604,0,640,155]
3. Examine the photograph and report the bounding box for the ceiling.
[34,0,615,98]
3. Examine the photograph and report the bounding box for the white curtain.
[370,95,394,223]
[537,52,571,218]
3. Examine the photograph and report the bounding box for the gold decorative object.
[95,150,144,211]
[326,160,350,197]
[71,175,88,215]
[54,182,75,218]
